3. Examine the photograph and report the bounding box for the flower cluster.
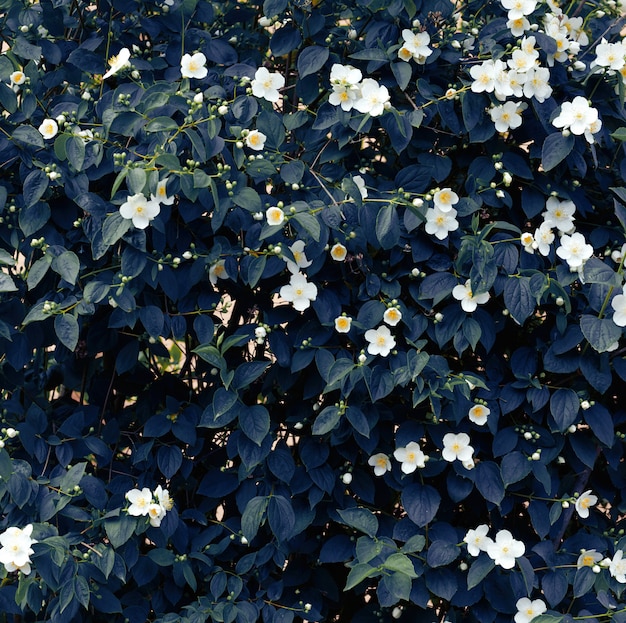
[125,486,173,527]
[0,525,37,575]
[328,64,390,116]
[464,525,525,569]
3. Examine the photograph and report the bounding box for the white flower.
[521,232,535,253]
[334,315,352,333]
[489,101,523,133]
[442,432,474,463]
[470,59,501,93]
[556,232,593,271]
[433,188,459,212]
[464,524,493,556]
[10,70,25,86]
[284,240,312,274]
[251,67,285,102]
[330,243,347,261]
[209,260,228,285]
[611,285,626,326]
[575,489,598,518]
[507,16,531,36]
[154,485,173,512]
[452,279,490,312]
[383,307,402,327]
[425,206,459,240]
[393,441,426,473]
[609,550,626,583]
[514,597,547,623]
[102,47,131,79]
[330,63,362,87]
[533,222,555,256]
[126,487,154,516]
[245,129,267,151]
[38,118,58,139]
[594,39,626,71]
[487,529,525,569]
[507,48,537,73]
[552,97,600,136]
[368,452,391,476]
[181,52,208,79]
[468,404,490,426]
[400,29,432,63]
[364,325,396,357]
[147,503,166,527]
[152,178,175,206]
[0,525,37,575]
[353,79,390,117]
[542,197,576,233]
[577,549,603,568]
[279,272,318,311]
[255,326,267,343]
[266,206,285,226]
[501,0,537,19]
[119,193,161,229]
[522,66,552,102]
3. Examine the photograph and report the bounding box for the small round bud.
[294,422,304,430]
[531,452,540,461]
[341,473,353,485]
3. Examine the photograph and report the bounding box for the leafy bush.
[2,0,626,621]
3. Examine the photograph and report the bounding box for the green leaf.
[241,496,268,542]
[344,563,380,591]
[531,616,564,623]
[383,553,418,578]
[27,255,52,290]
[73,576,90,609]
[239,405,270,445]
[102,212,132,245]
[376,204,400,249]
[349,48,389,61]
[541,132,574,171]
[127,168,147,194]
[467,555,495,589]
[312,405,341,435]
[146,116,179,132]
[12,125,45,148]
[611,127,626,141]
[54,314,79,351]
[580,315,622,353]
[0,449,14,481]
[66,136,86,171]
[400,534,426,553]
[297,45,329,78]
[0,249,15,266]
[232,187,262,212]
[337,507,378,538]
[19,201,50,237]
[52,251,80,285]
[292,212,321,241]
[105,514,138,549]
[23,169,49,208]
[59,462,87,491]
[0,272,17,293]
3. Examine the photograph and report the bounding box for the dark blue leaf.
[550,388,579,432]
[402,484,440,527]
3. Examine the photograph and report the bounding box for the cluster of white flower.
[520,196,594,275]
[125,485,173,527]
[464,524,525,569]
[442,432,475,468]
[0,525,37,575]
[397,28,433,64]
[552,96,602,143]
[328,64,390,116]
[363,306,402,356]
[424,187,460,240]
[119,179,174,230]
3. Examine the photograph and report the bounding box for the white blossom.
[464,524,493,556]
[533,222,555,256]
[487,529,525,569]
[152,178,175,206]
[433,188,459,212]
[119,193,161,229]
[368,453,392,476]
[354,79,390,117]
[364,325,396,357]
[38,118,58,139]
[542,197,576,233]
[0,525,37,575]
[514,598,547,623]
[103,47,131,79]
[425,206,459,240]
[330,243,348,261]
[611,285,626,326]
[577,550,603,568]
[468,404,490,426]
[522,66,552,102]
[245,129,267,151]
[10,70,25,86]
[442,432,474,463]
[452,279,490,312]
[334,315,352,333]
[126,487,154,516]
[399,29,432,63]
[575,489,598,518]
[383,307,402,327]
[266,206,285,226]
[393,441,427,473]
[279,272,318,311]
[209,260,228,286]
[251,67,285,102]
[552,97,600,137]
[609,550,626,583]
[284,240,312,274]
[489,101,523,132]
[181,52,208,79]
[556,232,593,271]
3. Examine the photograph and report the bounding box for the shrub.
[1,0,626,622]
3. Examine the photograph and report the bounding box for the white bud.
[348,29,357,40]
[358,353,367,363]
[523,432,532,440]
[252,212,264,221]
[341,472,353,484]
[392,606,403,619]
[580,400,591,410]
[6,428,17,438]
[562,500,570,508]
[568,424,577,433]
[451,40,461,49]
[218,105,228,115]
[531,452,540,461]
[555,296,565,306]
[434,312,444,322]
[258,16,272,27]
[193,92,203,104]
[131,70,140,79]
[241,536,248,545]
[593,565,601,573]
[459,561,468,571]
[294,422,304,430]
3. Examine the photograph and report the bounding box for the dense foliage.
[2,0,626,621]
